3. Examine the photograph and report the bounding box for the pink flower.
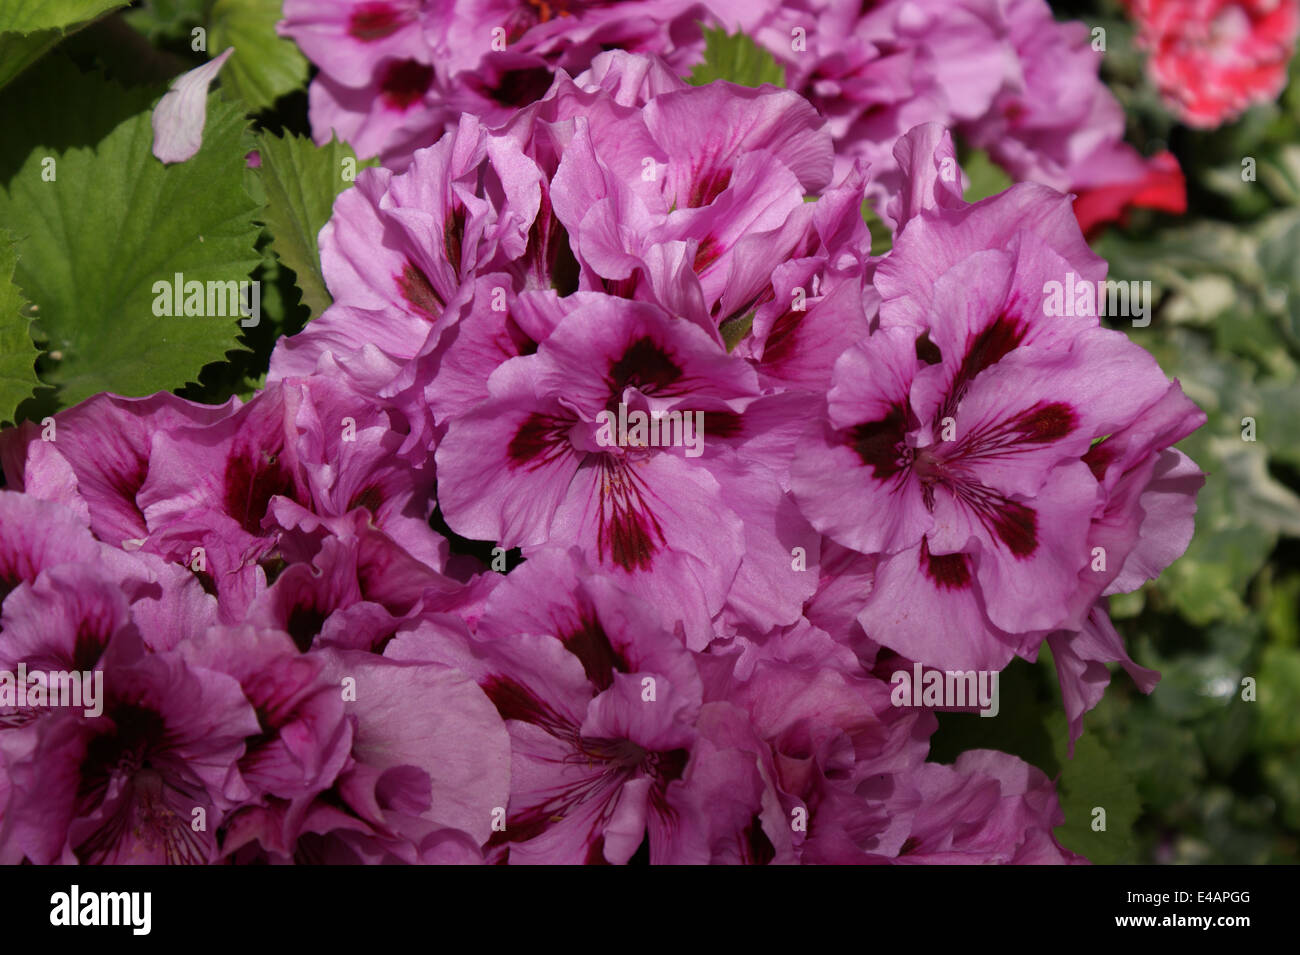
[433,295,767,647]
[887,750,1085,864]
[790,127,1203,673]
[958,0,1187,233]
[3,633,259,864]
[1127,0,1300,128]
[281,0,711,167]
[388,548,712,863]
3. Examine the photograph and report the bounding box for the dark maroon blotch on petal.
[506,412,572,470]
[607,337,683,401]
[348,2,405,41]
[597,460,666,572]
[849,405,908,480]
[762,308,804,368]
[1083,437,1117,481]
[990,498,1037,558]
[397,260,443,318]
[919,537,973,590]
[481,674,568,729]
[693,235,722,273]
[687,165,732,208]
[941,313,1026,419]
[489,67,555,107]
[562,615,629,692]
[744,815,776,865]
[224,444,295,535]
[701,410,743,441]
[379,59,434,110]
[1015,401,1076,444]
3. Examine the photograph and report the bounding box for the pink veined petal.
[151,48,235,165]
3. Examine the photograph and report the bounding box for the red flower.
[1073,150,1187,237]
[1127,0,1299,128]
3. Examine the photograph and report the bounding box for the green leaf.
[1050,713,1142,864]
[0,31,64,91]
[1111,716,1205,816]
[960,148,1013,203]
[1261,750,1300,830]
[1132,327,1300,624]
[255,131,374,320]
[688,27,784,88]
[0,53,156,183]
[0,0,129,91]
[209,0,309,112]
[1254,645,1300,750]
[0,232,41,424]
[0,59,262,407]
[860,199,893,256]
[123,0,206,44]
[1263,572,1300,648]
[0,0,127,33]
[719,311,753,352]
[1094,220,1263,308]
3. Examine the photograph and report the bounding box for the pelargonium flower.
[281,0,710,168]
[279,0,1187,234]
[958,0,1186,235]
[269,113,544,380]
[0,7,1211,862]
[241,526,487,656]
[428,0,710,127]
[433,295,796,647]
[279,0,443,165]
[693,645,935,864]
[137,372,447,620]
[884,749,1084,864]
[0,482,507,865]
[710,0,1184,233]
[713,0,1017,193]
[188,638,511,865]
[274,59,839,388]
[176,626,352,802]
[0,491,215,651]
[1126,0,1300,128]
[387,548,712,863]
[1047,380,1205,747]
[0,391,236,550]
[1,632,259,864]
[791,126,1204,672]
[0,491,110,601]
[539,71,834,329]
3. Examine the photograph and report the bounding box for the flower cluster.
[280,0,711,166]
[715,0,1187,233]
[0,50,1204,863]
[281,0,1186,234]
